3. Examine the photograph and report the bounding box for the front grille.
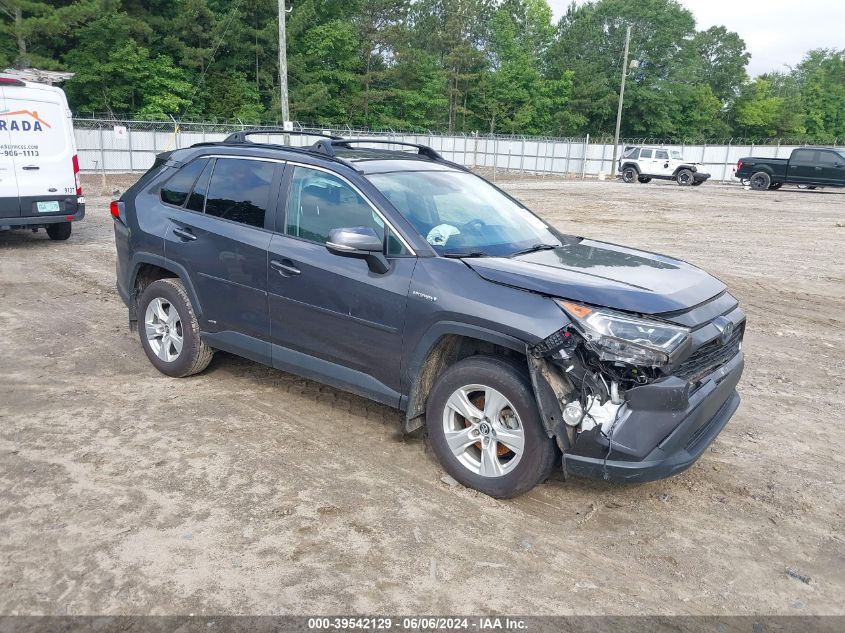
[675,322,744,383]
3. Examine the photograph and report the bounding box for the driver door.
[267,164,417,406]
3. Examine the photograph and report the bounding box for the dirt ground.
[1,173,843,616]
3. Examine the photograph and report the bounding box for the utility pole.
[278,0,290,126]
[610,25,632,178]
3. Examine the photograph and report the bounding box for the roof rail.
[223,129,343,144]
[311,138,444,161]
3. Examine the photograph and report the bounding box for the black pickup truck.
[735,147,845,191]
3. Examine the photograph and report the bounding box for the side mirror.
[326,226,389,274]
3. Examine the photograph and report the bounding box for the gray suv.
[112,132,745,498]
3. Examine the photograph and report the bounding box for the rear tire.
[750,172,771,190]
[138,278,214,378]
[46,222,72,241]
[621,166,638,183]
[425,355,557,498]
[676,169,694,186]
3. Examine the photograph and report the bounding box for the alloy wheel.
[442,384,525,478]
[144,297,184,363]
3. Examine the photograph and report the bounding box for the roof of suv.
[187,130,465,176]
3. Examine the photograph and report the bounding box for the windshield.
[366,170,560,257]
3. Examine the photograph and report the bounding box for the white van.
[0,76,84,240]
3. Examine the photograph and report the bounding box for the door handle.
[172,226,197,241]
[270,259,301,276]
[22,165,39,170]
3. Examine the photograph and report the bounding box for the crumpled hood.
[464,239,726,315]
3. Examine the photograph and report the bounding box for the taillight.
[736,160,743,171]
[72,154,82,196]
[110,200,120,219]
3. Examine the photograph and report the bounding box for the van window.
[161,159,207,207]
[640,149,653,159]
[205,158,275,228]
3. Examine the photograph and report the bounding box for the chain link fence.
[73,116,843,183]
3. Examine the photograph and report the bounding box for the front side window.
[656,150,669,160]
[367,170,559,257]
[286,166,385,245]
[815,151,839,166]
[204,158,275,228]
[160,159,207,207]
[670,150,683,160]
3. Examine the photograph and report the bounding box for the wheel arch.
[402,323,528,434]
[127,254,202,329]
[620,162,641,174]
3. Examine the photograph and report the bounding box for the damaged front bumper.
[528,344,744,484]
[564,352,743,482]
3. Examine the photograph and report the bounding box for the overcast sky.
[547,0,845,77]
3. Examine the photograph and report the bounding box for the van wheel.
[621,167,638,183]
[46,222,72,241]
[676,169,694,186]
[138,278,213,378]
[426,356,557,498]
[750,172,771,190]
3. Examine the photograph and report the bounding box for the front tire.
[426,356,557,498]
[138,278,213,377]
[676,169,694,186]
[621,166,638,183]
[46,222,72,241]
[750,171,771,190]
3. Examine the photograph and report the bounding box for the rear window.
[160,159,207,207]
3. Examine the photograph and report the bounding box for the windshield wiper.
[509,243,559,257]
[442,251,487,259]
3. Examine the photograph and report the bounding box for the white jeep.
[617,146,710,186]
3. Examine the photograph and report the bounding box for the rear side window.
[160,159,207,207]
[792,149,814,164]
[186,160,214,212]
[205,158,275,228]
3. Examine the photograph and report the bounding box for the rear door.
[653,149,673,177]
[3,83,77,218]
[0,85,20,218]
[787,149,818,184]
[163,156,282,364]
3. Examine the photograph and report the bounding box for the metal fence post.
[565,139,571,177]
[582,134,589,180]
[493,136,498,182]
[98,124,107,189]
[127,124,134,173]
[721,140,732,182]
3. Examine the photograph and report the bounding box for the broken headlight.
[557,300,690,367]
